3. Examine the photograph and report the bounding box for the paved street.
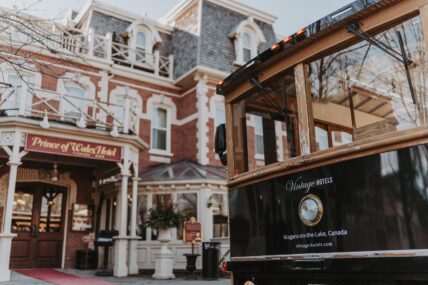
[3,270,231,285]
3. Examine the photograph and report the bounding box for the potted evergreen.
[145,206,183,279]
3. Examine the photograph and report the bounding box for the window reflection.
[137,194,147,240]
[212,194,229,238]
[12,192,33,232]
[310,16,427,149]
[151,194,172,240]
[176,193,197,240]
[39,191,63,233]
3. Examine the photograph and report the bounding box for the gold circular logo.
[298,194,323,226]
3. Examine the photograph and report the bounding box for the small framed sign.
[183,217,202,244]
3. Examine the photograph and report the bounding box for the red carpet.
[15,269,117,285]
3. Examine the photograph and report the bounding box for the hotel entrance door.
[10,183,67,268]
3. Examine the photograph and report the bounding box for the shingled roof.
[139,160,226,182]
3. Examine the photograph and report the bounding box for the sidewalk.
[4,270,231,285]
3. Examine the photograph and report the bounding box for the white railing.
[55,26,174,79]
[0,16,174,79]
[0,85,140,135]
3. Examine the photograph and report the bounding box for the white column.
[200,187,213,242]
[0,131,24,282]
[113,172,130,277]
[196,75,209,166]
[128,176,140,275]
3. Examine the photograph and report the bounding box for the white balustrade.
[0,86,140,135]
[0,15,174,79]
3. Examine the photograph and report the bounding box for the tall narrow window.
[136,32,146,62]
[242,32,252,63]
[152,107,168,151]
[136,32,146,49]
[254,115,264,156]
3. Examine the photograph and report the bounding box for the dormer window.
[128,21,162,69]
[229,17,266,66]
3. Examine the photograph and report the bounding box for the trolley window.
[309,16,427,150]
[232,69,300,174]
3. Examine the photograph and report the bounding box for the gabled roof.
[139,160,226,182]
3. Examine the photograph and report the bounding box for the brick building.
[0,0,277,280]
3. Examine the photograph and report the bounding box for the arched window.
[57,73,95,120]
[229,17,266,66]
[109,87,142,134]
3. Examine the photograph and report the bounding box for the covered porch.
[0,123,145,282]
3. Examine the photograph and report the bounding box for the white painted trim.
[0,117,148,150]
[149,154,171,164]
[0,39,178,90]
[162,0,277,25]
[174,65,229,86]
[109,86,143,115]
[74,0,173,35]
[196,77,209,165]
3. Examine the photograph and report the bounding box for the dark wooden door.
[10,183,67,269]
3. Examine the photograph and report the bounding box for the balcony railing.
[0,16,174,79]
[0,85,140,135]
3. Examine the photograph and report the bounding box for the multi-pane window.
[242,32,252,63]
[152,107,168,151]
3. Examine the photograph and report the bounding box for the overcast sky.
[0,0,354,36]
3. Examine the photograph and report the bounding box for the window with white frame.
[254,115,264,156]
[128,22,162,67]
[63,85,86,118]
[151,107,169,151]
[3,73,34,116]
[113,95,138,122]
[135,31,147,63]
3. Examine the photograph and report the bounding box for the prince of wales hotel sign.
[25,134,122,162]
